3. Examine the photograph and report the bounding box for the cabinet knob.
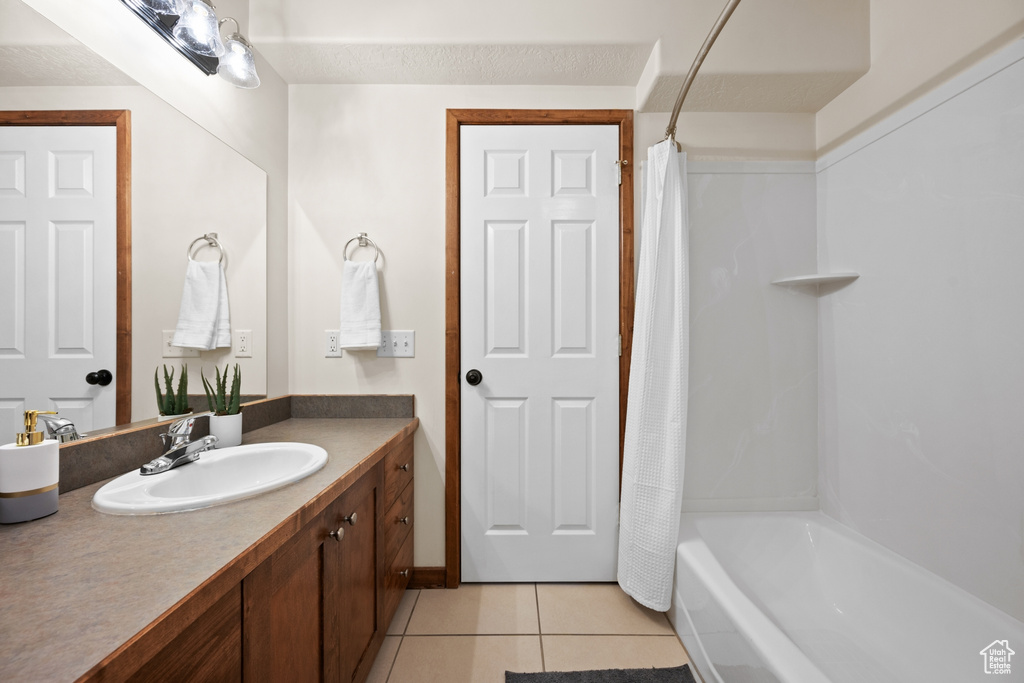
[399,569,409,578]
[399,463,409,472]
[329,527,345,542]
[397,516,410,525]
[343,512,358,526]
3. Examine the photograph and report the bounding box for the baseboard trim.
[409,567,447,589]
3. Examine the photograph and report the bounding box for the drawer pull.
[329,528,345,542]
[397,516,410,526]
[343,512,358,526]
[399,569,409,578]
[398,463,409,472]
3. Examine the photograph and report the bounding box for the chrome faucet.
[140,415,218,476]
[36,414,84,443]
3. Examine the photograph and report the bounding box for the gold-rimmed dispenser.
[2,410,61,523]
[16,410,57,447]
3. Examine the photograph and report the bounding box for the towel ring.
[343,232,380,263]
[187,233,225,264]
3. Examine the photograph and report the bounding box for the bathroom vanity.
[0,401,417,683]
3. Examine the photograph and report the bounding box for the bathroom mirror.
[0,1,268,441]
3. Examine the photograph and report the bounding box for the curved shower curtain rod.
[664,0,743,146]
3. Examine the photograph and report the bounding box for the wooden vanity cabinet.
[93,429,415,683]
[244,464,382,683]
[382,437,414,625]
[334,467,382,682]
[124,585,242,683]
[240,431,413,683]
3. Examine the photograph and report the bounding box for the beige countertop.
[0,416,417,682]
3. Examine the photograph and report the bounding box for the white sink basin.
[92,442,328,515]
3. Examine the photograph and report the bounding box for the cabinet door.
[327,468,381,683]
[126,584,242,683]
[244,511,333,683]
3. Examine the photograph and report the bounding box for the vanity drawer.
[383,532,413,628]
[383,437,413,506]
[384,479,413,566]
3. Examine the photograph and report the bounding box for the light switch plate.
[378,330,415,358]
[162,330,200,358]
[234,330,252,358]
[325,330,343,358]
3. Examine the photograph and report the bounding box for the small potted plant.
[202,363,242,448]
[155,364,192,420]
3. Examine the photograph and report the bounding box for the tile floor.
[366,583,694,683]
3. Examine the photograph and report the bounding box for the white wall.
[1,85,268,422]
[816,0,1024,153]
[817,40,1024,621]
[682,162,818,510]
[289,84,634,566]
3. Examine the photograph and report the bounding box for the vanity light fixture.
[217,18,260,89]
[120,0,261,87]
[133,0,183,14]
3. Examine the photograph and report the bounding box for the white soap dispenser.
[0,410,60,524]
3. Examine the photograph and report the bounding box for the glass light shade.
[134,0,183,14]
[172,0,225,57]
[218,37,260,88]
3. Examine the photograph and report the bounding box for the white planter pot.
[209,413,243,448]
[159,411,193,422]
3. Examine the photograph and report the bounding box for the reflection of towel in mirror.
[339,260,381,350]
[171,260,231,350]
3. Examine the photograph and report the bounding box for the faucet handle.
[161,415,197,450]
[167,415,197,435]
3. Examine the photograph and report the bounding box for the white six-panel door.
[0,126,117,440]
[460,124,620,582]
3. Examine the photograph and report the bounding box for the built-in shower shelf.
[771,272,860,287]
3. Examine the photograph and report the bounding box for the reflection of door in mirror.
[0,111,131,442]
[2,2,270,435]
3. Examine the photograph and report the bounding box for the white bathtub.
[668,512,1024,682]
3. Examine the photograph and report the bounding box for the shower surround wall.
[683,162,818,511]
[817,40,1024,622]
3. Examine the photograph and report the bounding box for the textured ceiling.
[0,0,871,116]
[256,43,652,86]
[0,0,137,87]
[642,71,867,113]
[0,44,137,87]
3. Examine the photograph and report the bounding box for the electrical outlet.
[162,330,200,358]
[325,330,343,358]
[234,329,252,358]
[377,330,415,358]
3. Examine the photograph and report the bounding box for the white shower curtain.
[617,139,689,612]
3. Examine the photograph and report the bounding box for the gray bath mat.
[506,664,696,683]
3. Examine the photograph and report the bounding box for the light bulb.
[172,0,225,57]
[218,37,260,88]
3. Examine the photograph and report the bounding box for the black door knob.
[86,369,113,386]
[465,369,483,386]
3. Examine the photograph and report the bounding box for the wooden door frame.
[0,110,132,426]
[444,109,635,588]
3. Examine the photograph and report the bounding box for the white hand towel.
[339,260,382,350]
[171,260,231,350]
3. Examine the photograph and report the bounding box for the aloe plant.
[201,364,242,416]
[154,364,191,416]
